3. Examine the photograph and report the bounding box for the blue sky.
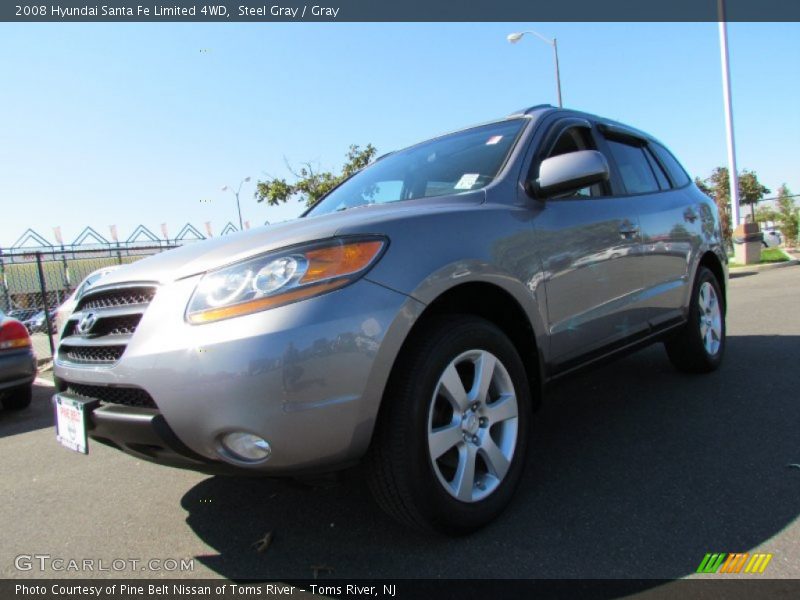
[0,22,798,247]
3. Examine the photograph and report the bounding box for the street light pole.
[507,30,563,108]
[552,37,562,109]
[221,176,251,231]
[718,0,741,228]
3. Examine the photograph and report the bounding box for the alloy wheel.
[426,349,519,503]
[698,281,723,356]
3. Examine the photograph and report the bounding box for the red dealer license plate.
[54,394,93,454]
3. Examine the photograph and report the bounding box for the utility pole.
[718,0,741,227]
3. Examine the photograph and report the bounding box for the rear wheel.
[1,385,32,410]
[664,266,725,373]
[367,315,531,534]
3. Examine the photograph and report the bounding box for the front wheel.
[664,266,725,373]
[367,315,531,535]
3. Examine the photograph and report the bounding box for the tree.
[738,170,771,221]
[755,203,780,227]
[774,184,799,247]
[696,167,772,247]
[255,144,377,208]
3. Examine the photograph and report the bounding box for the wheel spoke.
[712,317,722,337]
[428,423,462,460]
[438,363,468,412]
[698,285,708,312]
[453,445,477,501]
[705,329,715,353]
[707,288,717,311]
[484,393,518,424]
[480,435,510,480]
[469,352,496,404]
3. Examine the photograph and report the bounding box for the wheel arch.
[383,281,545,414]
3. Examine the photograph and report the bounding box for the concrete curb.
[36,358,53,371]
[729,258,799,277]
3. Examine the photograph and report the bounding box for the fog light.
[220,432,271,462]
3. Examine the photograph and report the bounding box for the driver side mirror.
[533,150,609,198]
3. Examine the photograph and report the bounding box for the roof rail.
[508,104,554,117]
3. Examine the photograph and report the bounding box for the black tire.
[664,266,725,373]
[1,385,33,410]
[366,315,532,535]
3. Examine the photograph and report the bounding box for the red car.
[0,310,37,410]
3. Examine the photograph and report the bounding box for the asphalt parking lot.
[2,265,799,582]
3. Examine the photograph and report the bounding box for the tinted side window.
[545,126,604,198]
[650,143,691,187]
[607,140,660,194]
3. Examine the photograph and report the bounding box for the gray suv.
[53,105,726,534]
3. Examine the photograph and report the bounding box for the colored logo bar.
[696,552,773,574]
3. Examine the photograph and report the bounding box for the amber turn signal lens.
[301,240,384,284]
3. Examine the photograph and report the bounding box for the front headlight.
[186,236,386,324]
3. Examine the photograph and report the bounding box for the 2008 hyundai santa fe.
[53,105,727,534]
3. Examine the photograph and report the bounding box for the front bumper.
[54,397,236,473]
[54,277,421,474]
[0,348,37,392]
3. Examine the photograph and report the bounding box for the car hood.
[96,194,483,286]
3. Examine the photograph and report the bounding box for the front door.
[529,121,647,368]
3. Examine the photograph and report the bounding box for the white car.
[54,266,120,336]
[763,229,783,248]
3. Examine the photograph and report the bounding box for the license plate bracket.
[54,394,98,454]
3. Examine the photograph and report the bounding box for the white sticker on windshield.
[454,173,480,190]
[486,135,503,145]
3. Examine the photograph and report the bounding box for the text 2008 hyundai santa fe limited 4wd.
[53,105,727,534]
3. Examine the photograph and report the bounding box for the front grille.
[58,285,156,366]
[92,314,142,337]
[60,344,125,364]
[77,287,156,311]
[64,381,157,409]
[62,321,75,338]
[61,312,143,341]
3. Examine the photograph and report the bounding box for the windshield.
[307,119,526,216]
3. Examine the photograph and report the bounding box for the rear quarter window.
[650,143,691,188]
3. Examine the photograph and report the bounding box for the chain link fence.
[0,245,176,362]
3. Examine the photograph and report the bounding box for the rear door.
[635,141,702,328]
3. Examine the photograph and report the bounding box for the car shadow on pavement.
[181,335,800,581]
[0,381,54,438]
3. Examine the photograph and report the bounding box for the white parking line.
[34,377,55,388]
